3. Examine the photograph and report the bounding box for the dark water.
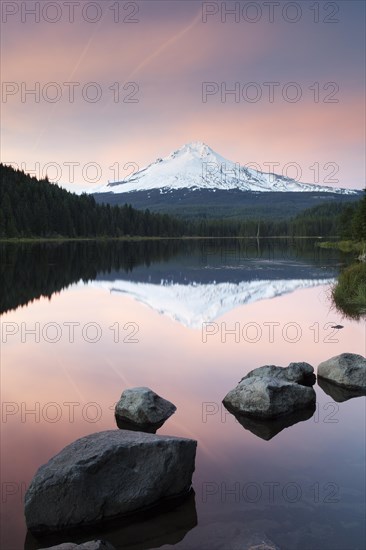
[1,239,365,550]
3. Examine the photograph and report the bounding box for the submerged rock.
[317,353,366,390]
[24,490,197,550]
[41,542,115,550]
[115,387,176,433]
[25,492,197,550]
[174,521,280,550]
[25,430,196,534]
[223,362,316,419]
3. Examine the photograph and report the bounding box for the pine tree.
[352,189,366,240]
[0,193,17,236]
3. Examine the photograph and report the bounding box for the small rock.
[224,377,316,419]
[25,430,196,534]
[224,362,316,419]
[317,353,366,390]
[115,387,176,432]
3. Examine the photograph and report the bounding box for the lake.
[1,239,365,550]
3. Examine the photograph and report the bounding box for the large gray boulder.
[317,353,366,390]
[115,387,176,433]
[41,542,115,550]
[25,430,196,534]
[223,362,316,419]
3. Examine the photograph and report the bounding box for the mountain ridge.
[95,141,357,196]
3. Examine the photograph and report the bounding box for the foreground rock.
[41,542,115,550]
[25,430,196,534]
[115,387,176,433]
[223,362,316,419]
[318,353,366,391]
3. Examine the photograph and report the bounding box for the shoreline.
[316,240,365,253]
[0,235,339,244]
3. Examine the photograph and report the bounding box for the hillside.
[94,188,361,221]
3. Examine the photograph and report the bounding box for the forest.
[0,163,365,240]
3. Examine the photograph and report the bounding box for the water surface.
[1,239,365,550]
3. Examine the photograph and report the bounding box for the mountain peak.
[184,140,209,149]
[168,141,214,159]
[98,143,356,195]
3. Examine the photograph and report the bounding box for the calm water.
[1,239,365,550]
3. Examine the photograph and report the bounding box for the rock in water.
[241,362,315,385]
[41,542,115,550]
[223,378,316,419]
[174,521,281,550]
[25,491,197,550]
[223,362,316,419]
[318,353,366,390]
[115,387,176,432]
[24,430,196,534]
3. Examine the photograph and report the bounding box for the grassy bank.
[332,263,366,319]
[317,240,365,253]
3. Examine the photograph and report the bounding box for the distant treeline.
[335,191,366,241]
[0,164,184,238]
[192,200,364,238]
[0,163,365,239]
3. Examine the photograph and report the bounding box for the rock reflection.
[318,377,366,402]
[224,405,316,441]
[25,490,197,550]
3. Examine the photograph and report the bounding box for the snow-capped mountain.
[96,142,356,195]
[92,278,335,329]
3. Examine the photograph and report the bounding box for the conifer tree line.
[0,164,184,238]
[0,164,365,239]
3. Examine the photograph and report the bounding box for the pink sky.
[1,1,365,190]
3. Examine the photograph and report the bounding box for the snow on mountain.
[92,277,335,329]
[95,142,356,195]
